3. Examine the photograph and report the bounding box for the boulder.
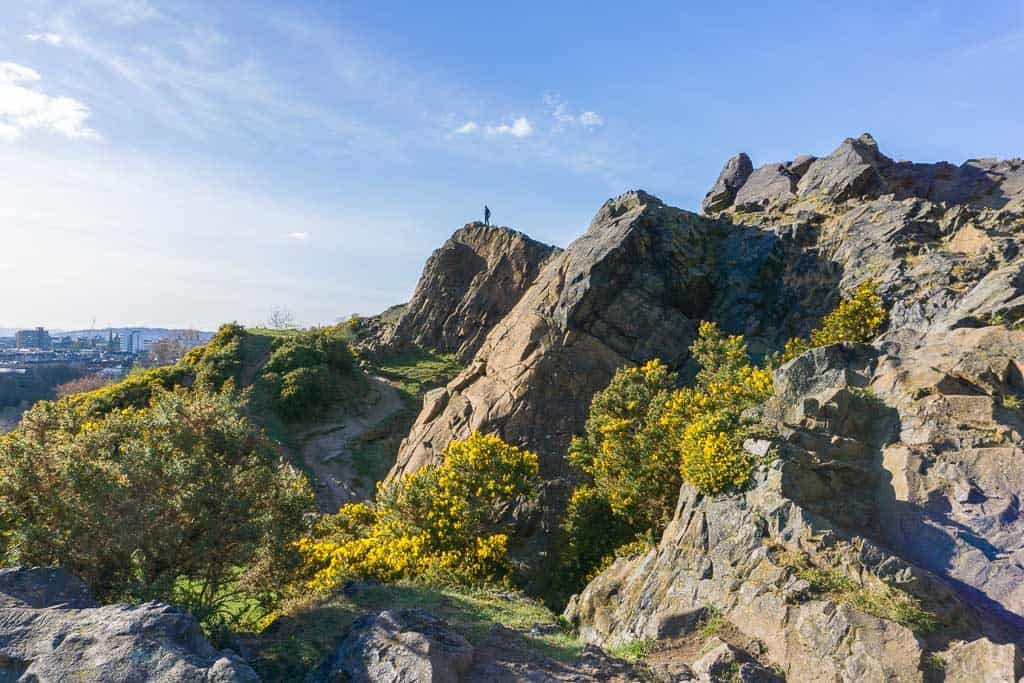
[0,568,258,682]
[691,638,738,680]
[315,609,474,683]
[943,637,1021,683]
[0,567,96,609]
[796,133,891,203]
[733,163,798,210]
[702,152,754,213]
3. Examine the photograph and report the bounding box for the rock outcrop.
[567,334,1024,681]
[706,133,1024,213]
[0,567,258,682]
[371,223,558,362]
[389,191,721,480]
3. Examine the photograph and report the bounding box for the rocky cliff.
[368,223,558,362]
[370,134,1024,679]
[558,137,1024,680]
[392,136,1024,483]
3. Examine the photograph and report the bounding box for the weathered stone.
[374,223,558,362]
[796,133,891,203]
[733,163,798,209]
[315,609,474,683]
[702,153,754,213]
[0,568,259,682]
[391,191,717,481]
[691,638,737,679]
[0,567,95,609]
[943,637,1021,683]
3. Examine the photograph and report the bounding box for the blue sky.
[2,0,1022,330]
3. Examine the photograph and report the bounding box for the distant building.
[15,327,52,350]
[120,330,144,354]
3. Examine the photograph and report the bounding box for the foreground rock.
[0,567,258,682]
[314,608,646,682]
[366,223,558,362]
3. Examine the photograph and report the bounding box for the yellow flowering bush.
[297,432,539,592]
[568,359,679,530]
[781,280,887,362]
[557,322,773,600]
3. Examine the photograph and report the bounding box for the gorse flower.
[781,279,887,363]
[557,322,773,600]
[296,432,540,591]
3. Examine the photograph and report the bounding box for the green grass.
[349,408,417,484]
[373,347,463,403]
[172,569,273,645]
[777,551,940,633]
[247,582,581,680]
[607,638,655,662]
[698,605,725,640]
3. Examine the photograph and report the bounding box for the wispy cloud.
[287,232,310,241]
[486,117,534,137]
[545,94,603,130]
[0,62,99,141]
[25,33,65,46]
[453,116,534,138]
[86,0,159,25]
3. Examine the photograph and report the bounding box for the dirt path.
[296,375,406,513]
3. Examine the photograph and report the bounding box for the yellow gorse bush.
[297,432,539,592]
[556,322,773,600]
[781,280,887,362]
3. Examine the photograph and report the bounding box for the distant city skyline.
[2,1,1022,329]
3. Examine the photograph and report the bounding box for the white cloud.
[455,121,478,134]
[287,231,310,240]
[544,94,603,129]
[0,62,99,141]
[486,117,534,138]
[26,33,65,46]
[0,63,41,84]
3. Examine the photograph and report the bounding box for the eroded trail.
[297,375,405,513]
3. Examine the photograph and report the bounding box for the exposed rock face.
[706,132,1024,213]
[375,223,558,362]
[0,567,258,682]
[375,135,1023,678]
[567,336,1024,681]
[702,152,753,213]
[390,191,719,480]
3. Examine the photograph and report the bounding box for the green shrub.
[567,359,680,531]
[0,386,314,622]
[259,327,357,421]
[185,322,247,387]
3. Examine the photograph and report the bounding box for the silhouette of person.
[484,205,491,226]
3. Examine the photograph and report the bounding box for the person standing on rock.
[484,205,491,226]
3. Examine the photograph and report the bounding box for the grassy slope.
[346,346,463,487]
[246,582,580,680]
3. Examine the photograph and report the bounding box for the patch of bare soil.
[296,375,404,512]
